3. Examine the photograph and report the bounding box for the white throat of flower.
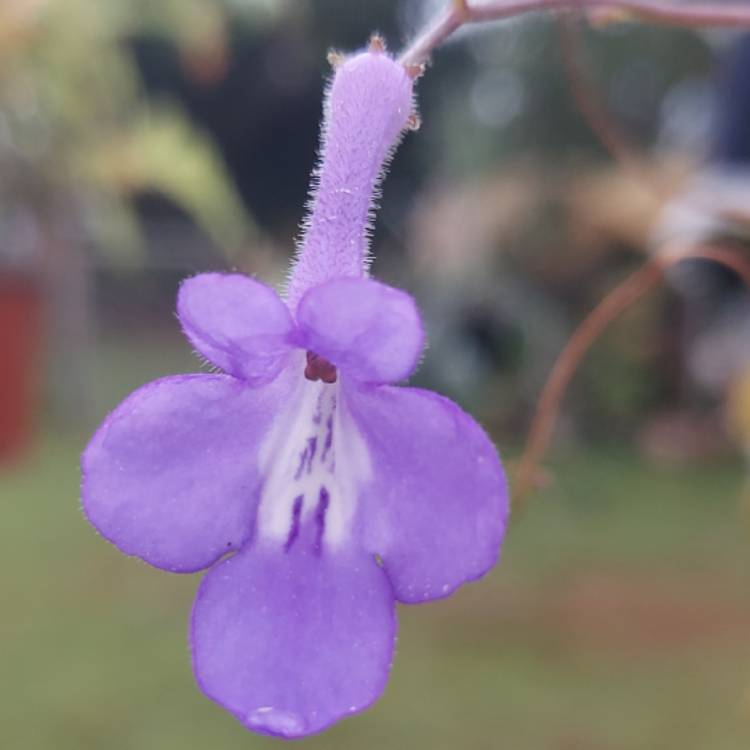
[257,374,371,552]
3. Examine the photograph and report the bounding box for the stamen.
[304,351,338,383]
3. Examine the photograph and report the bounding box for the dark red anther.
[304,351,337,384]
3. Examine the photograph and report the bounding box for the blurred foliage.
[81,106,249,259]
[416,19,715,177]
[2,6,750,746]
[0,0,744,438]
[0,0,258,264]
[398,15,734,439]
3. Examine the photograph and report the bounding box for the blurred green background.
[3,1,750,748]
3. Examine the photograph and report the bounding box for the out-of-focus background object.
[0,0,252,454]
[3,1,750,748]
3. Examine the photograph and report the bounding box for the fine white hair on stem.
[284,46,416,309]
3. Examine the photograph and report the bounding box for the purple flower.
[82,44,508,738]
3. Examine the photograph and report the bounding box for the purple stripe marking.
[314,487,331,555]
[312,393,323,425]
[293,448,307,481]
[306,436,317,474]
[321,414,334,463]
[284,495,304,552]
[313,486,330,555]
[294,436,317,481]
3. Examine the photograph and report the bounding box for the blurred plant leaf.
[78,105,254,263]
[79,189,145,268]
[0,0,266,267]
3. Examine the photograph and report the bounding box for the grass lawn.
[3,336,750,749]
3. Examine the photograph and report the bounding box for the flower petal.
[178,273,294,386]
[82,372,296,572]
[191,541,395,738]
[296,277,424,384]
[348,384,508,603]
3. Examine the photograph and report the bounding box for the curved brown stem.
[513,244,750,513]
[557,12,639,168]
[400,0,750,67]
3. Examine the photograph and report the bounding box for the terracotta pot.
[0,273,42,462]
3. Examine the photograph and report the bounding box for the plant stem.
[513,244,750,513]
[400,0,750,67]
